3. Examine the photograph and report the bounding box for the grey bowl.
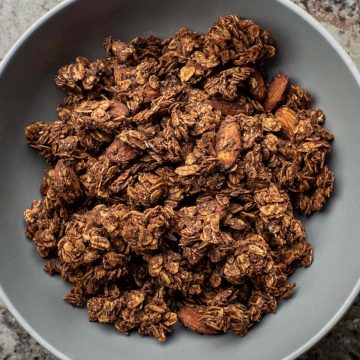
[1,0,360,359]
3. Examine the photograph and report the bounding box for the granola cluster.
[24,15,334,341]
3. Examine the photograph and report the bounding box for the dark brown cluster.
[24,15,334,341]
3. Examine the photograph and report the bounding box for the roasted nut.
[108,102,129,118]
[216,116,241,168]
[275,106,298,137]
[106,139,138,163]
[209,98,253,116]
[264,74,289,112]
[177,307,219,334]
[53,160,82,203]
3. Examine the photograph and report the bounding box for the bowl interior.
[0,0,360,359]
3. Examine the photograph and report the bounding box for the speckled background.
[0,0,359,359]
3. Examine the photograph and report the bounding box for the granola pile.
[24,15,334,341]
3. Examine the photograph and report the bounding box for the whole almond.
[106,138,138,163]
[275,106,298,136]
[53,160,83,203]
[210,98,253,116]
[264,74,289,112]
[216,116,241,168]
[177,306,218,334]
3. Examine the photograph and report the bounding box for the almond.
[106,138,138,163]
[53,160,83,203]
[177,306,218,334]
[275,106,298,136]
[108,101,129,118]
[216,116,241,168]
[209,98,253,116]
[264,74,289,112]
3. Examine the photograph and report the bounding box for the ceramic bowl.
[0,0,359,359]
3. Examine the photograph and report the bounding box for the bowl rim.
[0,0,359,359]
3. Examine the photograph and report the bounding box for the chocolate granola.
[24,15,334,341]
